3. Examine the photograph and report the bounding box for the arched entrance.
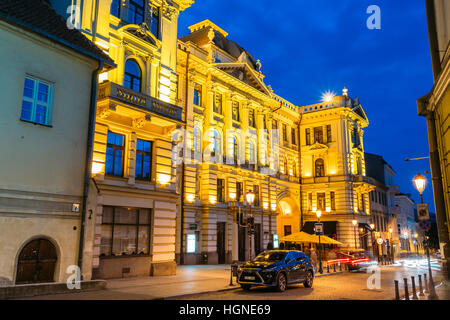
[276,195,300,238]
[16,238,57,284]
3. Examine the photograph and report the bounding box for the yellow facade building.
[71,0,194,279]
[417,0,450,277]
[175,21,376,264]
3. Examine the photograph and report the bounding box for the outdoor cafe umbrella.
[279,231,317,243]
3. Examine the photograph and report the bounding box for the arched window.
[315,158,325,177]
[193,127,201,154]
[124,60,142,92]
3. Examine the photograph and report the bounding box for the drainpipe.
[78,61,103,278]
[297,113,303,231]
[180,50,190,265]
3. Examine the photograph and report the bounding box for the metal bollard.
[394,280,400,300]
[424,273,429,294]
[340,262,342,272]
[333,263,336,273]
[229,266,234,286]
[418,274,425,297]
[404,278,409,300]
[327,264,330,273]
[411,276,419,300]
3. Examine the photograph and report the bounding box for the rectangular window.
[106,131,125,177]
[326,125,332,143]
[305,128,311,145]
[284,225,292,236]
[100,207,151,257]
[128,0,145,25]
[21,76,54,126]
[253,185,260,207]
[193,83,202,106]
[330,191,336,210]
[236,182,243,202]
[110,0,121,17]
[135,139,152,180]
[314,127,323,144]
[232,101,240,121]
[213,92,222,114]
[291,127,296,145]
[317,193,326,211]
[272,120,278,130]
[249,109,256,127]
[151,6,160,38]
[217,179,225,203]
[283,124,288,142]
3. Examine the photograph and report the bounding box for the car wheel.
[240,284,251,291]
[303,271,313,288]
[275,272,287,292]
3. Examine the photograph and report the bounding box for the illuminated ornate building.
[175,21,376,264]
[176,20,302,264]
[298,90,376,250]
[60,0,195,279]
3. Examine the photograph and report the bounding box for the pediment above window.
[120,23,160,48]
[306,142,329,153]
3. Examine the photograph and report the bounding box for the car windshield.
[253,252,286,262]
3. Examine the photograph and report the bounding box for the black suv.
[237,250,315,292]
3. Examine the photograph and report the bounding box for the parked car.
[331,250,377,271]
[237,250,315,292]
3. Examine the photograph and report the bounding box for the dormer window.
[128,0,145,25]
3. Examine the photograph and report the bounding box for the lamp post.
[369,223,377,260]
[246,192,255,261]
[413,173,438,299]
[316,210,323,274]
[389,227,394,264]
[352,218,358,249]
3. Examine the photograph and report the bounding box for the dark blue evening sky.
[178,0,435,211]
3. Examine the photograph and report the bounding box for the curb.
[160,271,347,300]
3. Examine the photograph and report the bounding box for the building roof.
[0,0,114,66]
[365,152,395,185]
[180,20,259,70]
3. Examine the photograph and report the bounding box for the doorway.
[16,238,57,284]
[216,222,226,264]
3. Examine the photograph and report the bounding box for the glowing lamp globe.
[352,219,358,226]
[246,192,255,205]
[413,173,427,195]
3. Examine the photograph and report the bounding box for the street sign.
[314,223,324,236]
[418,220,431,232]
[417,203,430,221]
[377,238,384,245]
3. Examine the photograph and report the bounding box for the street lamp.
[316,210,323,274]
[246,192,255,260]
[413,173,438,299]
[369,223,377,260]
[413,173,427,204]
[352,218,358,249]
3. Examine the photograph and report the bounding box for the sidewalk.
[21,264,346,300]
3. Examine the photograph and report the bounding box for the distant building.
[365,153,400,258]
[0,0,113,285]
